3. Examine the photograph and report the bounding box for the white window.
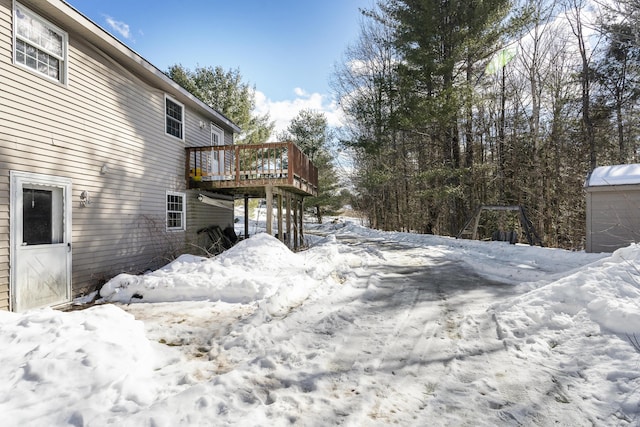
[165,95,184,140]
[166,191,185,230]
[13,2,68,84]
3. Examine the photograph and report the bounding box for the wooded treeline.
[332,0,640,249]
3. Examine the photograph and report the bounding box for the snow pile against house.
[99,233,357,316]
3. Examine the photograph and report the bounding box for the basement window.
[166,191,185,231]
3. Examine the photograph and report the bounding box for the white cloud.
[254,89,345,141]
[104,16,131,40]
[293,87,308,97]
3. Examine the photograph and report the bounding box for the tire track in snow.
[201,235,594,425]
[323,238,530,426]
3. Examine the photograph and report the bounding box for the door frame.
[10,171,73,312]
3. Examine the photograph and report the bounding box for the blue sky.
[66,0,372,132]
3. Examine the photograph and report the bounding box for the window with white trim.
[13,2,68,84]
[165,95,184,140]
[166,191,185,230]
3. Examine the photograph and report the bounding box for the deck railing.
[186,141,318,196]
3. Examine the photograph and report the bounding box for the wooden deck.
[186,142,318,197]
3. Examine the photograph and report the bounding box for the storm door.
[10,171,72,312]
[210,124,225,179]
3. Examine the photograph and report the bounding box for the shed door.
[10,172,72,312]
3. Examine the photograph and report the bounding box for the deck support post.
[299,197,304,248]
[285,193,292,248]
[265,186,273,236]
[293,197,299,251]
[243,194,249,239]
[277,192,283,242]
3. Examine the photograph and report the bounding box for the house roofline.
[21,0,242,134]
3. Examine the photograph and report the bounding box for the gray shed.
[585,164,640,253]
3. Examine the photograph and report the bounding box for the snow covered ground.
[2,218,640,426]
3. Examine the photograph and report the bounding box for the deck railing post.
[287,142,293,185]
[235,145,241,184]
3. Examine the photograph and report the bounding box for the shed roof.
[586,164,640,187]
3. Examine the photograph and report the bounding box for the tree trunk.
[570,1,596,170]
[616,88,626,163]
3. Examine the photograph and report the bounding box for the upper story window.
[13,2,68,84]
[165,95,184,140]
[211,124,224,146]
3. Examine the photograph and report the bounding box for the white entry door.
[10,171,72,312]
[210,124,225,179]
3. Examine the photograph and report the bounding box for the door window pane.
[23,189,53,245]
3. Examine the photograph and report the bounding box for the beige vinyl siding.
[186,190,235,255]
[0,0,13,309]
[183,115,235,148]
[0,0,235,307]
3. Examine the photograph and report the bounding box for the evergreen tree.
[167,64,274,144]
[332,0,640,249]
[381,0,514,234]
[592,21,640,164]
[285,109,343,223]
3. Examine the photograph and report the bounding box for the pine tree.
[284,110,343,223]
[166,64,274,144]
